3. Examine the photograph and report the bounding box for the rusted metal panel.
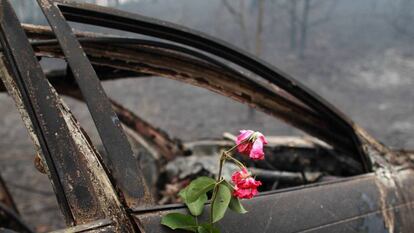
[36,0,152,209]
[133,170,414,233]
[0,1,135,231]
[0,1,73,222]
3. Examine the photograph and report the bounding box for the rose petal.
[249,139,265,160]
[231,168,249,184]
[236,130,254,145]
[257,133,268,145]
[237,142,252,155]
[233,188,257,199]
[232,175,262,199]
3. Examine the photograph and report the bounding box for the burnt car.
[0,0,413,232]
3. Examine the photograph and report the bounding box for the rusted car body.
[0,0,413,232]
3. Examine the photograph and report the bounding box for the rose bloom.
[231,168,262,199]
[236,130,268,160]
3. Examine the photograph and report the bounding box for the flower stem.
[208,139,247,233]
[217,155,225,181]
[209,154,226,233]
[226,154,246,169]
[225,143,239,153]
[225,137,249,154]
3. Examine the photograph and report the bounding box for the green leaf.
[188,193,208,216]
[212,184,231,223]
[229,196,248,214]
[197,224,220,233]
[180,187,208,216]
[186,176,216,203]
[221,180,247,214]
[161,213,197,232]
[178,186,189,202]
[197,226,209,233]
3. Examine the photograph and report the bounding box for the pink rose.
[236,130,268,160]
[231,168,262,199]
[231,168,251,184]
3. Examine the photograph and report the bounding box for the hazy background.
[1,0,413,231]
